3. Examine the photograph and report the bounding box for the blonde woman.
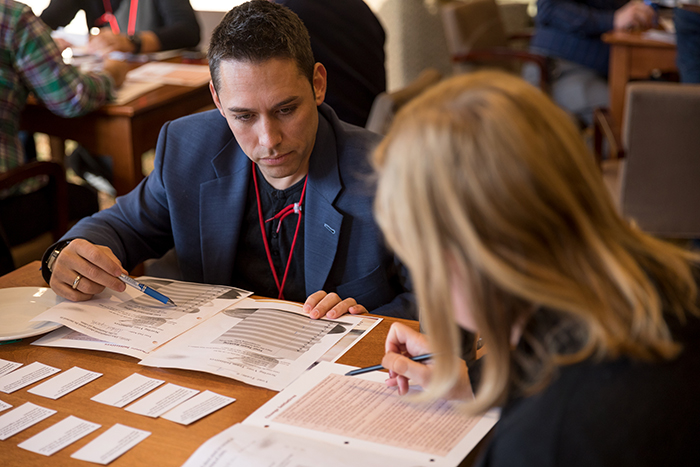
[374,70,700,466]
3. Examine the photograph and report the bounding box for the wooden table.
[602,31,677,133]
[0,262,437,467]
[20,83,213,197]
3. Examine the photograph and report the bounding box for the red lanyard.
[97,0,120,33]
[96,0,139,36]
[252,164,308,300]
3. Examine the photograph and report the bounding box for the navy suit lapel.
[200,140,250,285]
[304,115,343,294]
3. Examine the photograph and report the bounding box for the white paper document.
[18,415,101,456]
[0,358,22,377]
[31,278,250,354]
[124,383,199,418]
[91,373,164,408]
[28,366,102,399]
[126,62,211,86]
[140,298,363,391]
[71,423,150,464]
[162,390,235,425]
[0,361,61,393]
[0,402,56,441]
[0,400,11,412]
[184,362,498,467]
[33,327,151,359]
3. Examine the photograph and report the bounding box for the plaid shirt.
[531,0,629,76]
[0,0,113,197]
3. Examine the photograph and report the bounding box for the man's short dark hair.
[208,0,315,92]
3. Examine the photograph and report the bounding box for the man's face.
[210,58,327,190]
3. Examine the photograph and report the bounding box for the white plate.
[0,287,63,341]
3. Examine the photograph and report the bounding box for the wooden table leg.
[607,43,630,134]
[97,117,144,196]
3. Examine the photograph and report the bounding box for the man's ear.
[210,80,225,117]
[312,63,327,106]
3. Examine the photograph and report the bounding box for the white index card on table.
[124,383,199,418]
[0,358,22,377]
[28,366,102,399]
[0,402,56,441]
[71,423,151,465]
[0,362,60,393]
[18,415,101,456]
[162,390,235,425]
[0,400,12,412]
[91,373,164,408]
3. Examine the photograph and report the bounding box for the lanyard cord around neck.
[252,164,308,300]
[127,0,139,36]
[98,0,120,33]
[96,0,139,35]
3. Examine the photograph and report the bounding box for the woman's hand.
[382,322,474,399]
[382,322,433,395]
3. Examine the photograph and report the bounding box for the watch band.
[41,239,73,285]
[128,34,142,54]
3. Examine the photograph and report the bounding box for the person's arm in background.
[15,4,127,117]
[38,0,84,29]
[537,0,655,36]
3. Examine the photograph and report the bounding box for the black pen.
[345,353,434,376]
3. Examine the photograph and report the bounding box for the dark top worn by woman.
[476,309,700,466]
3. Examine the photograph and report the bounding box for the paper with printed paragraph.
[28,366,102,399]
[18,416,100,456]
[0,402,56,441]
[0,362,60,393]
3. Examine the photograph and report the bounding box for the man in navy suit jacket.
[42,0,415,320]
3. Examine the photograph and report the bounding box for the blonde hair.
[373,71,699,413]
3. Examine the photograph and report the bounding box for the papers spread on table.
[126,62,211,87]
[140,298,365,391]
[31,280,380,392]
[184,361,499,467]
[0,362,60,394]
[113,80,162,105]
[31,277,250,355]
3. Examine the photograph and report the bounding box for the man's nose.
[258,117,282,149]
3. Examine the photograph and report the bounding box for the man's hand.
[382,322,473,399]
[303,291,368,319]
[614,1,656,31]
[49,239,127,301]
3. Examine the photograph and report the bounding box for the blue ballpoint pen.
[344,353,434,376]
[118,274,177,306]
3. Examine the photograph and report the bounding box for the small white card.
[28,367,102,399]
[18,415,101,456]
[90,373,164,408]
[0,402,56,441]
[70,423,150,464]
[162,390,235,425]
[125,383,199,418]
[0,362,61,394]
[0,400,11,412]
[0,359,22,377]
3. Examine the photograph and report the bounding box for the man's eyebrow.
[227,96,300,114]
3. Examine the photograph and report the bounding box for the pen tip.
[168,300,178,307]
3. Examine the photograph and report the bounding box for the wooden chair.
[593,82,700,238]
[0,161,68,275]
[365,68,442,135]
[440,0,550,93]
